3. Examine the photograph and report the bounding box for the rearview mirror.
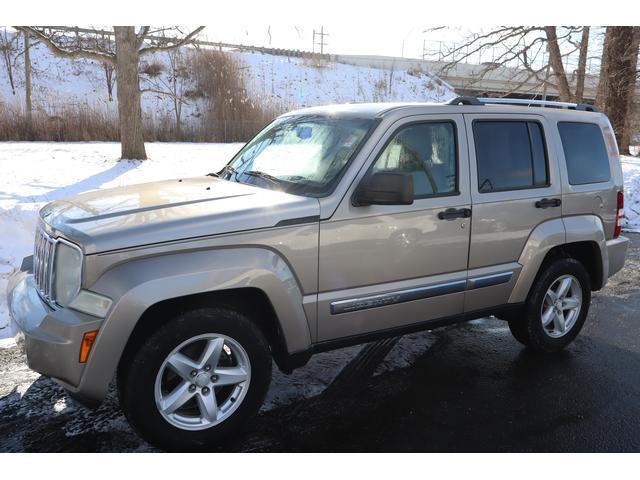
[353,172,414,206]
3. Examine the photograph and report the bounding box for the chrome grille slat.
[43,235,51,297]
[33,228,56,304]
[35,232,44,288]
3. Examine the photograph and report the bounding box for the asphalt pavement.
[1,234,639,452]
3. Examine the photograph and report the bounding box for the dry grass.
[189,49,290,142]
[0,103,119,142]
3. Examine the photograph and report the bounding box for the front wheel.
[508,258,591,352]
[118,307,272,451]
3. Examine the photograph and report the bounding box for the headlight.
[53,241,83,307]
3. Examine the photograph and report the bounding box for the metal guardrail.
[44,26,329,60]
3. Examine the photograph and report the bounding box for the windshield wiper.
[243,170,282,186]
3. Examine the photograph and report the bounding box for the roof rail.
[447,96,599,112]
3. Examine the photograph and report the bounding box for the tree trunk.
[596,26,640,154]
[114,26,146,160]
[621,27,640,154]
[104,63,114,102]
[1,28,16,95]
[24,31,32,138]
[174,96,182,140]
[544,26,573,102]
[574,26,590,103]
[596,30,611,109]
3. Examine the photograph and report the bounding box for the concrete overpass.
[330,53,640,103]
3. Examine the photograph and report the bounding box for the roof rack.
[447,96,599,112]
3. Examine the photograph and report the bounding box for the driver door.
[316,115,471,341]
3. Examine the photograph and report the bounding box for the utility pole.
[313,26,328,54]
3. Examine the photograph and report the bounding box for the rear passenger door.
[464,114,562,312]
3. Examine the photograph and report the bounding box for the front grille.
[33,228,56,304]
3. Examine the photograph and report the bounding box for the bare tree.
[141,49,191,139]
[14,26,204,160]
[574,26,590,102]
[0,28,17,95]
[597,26,640,154]
[94,33,116,102]
[23,31,32,136]
[429,26,592,102]
[104,62,115,102]
[543,26,573,101]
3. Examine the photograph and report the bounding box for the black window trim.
[557,120,612,186]
[363,119,461,201]
[472,118,552,194]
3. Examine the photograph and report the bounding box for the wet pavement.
[1,234,639,452]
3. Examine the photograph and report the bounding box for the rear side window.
[558,122,611,185]
[473,121,548,193]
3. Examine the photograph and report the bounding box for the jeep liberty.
[7,97,629,450]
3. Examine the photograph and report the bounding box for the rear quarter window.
[558,122,611,185]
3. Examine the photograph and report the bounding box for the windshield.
[220,114,376,197]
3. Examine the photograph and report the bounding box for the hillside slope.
[0,43,455,127]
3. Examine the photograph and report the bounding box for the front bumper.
[606,235,629,278]
[7,264,103,399]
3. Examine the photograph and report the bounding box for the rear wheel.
[508,258,590,352]
[118,307,272,451]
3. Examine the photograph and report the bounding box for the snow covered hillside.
[1,144,638,340]
[0,42,455,126]
[239,52,454,106]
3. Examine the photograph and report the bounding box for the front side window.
[558,122,611,185]
[473,120,549,193]
[221,114,375,197]
[371,122,458,197]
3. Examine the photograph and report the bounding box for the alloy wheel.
[540,274,583,338]
[154,333,251,431]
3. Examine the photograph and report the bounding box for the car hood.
[40,177,320,254]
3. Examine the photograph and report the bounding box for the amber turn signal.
[79,330,98,363]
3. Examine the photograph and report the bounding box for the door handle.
[535,198,562,209]
[438,208,472,220]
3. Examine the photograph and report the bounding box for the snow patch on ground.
[0,142,242,338]
[0,337,17,349]
[622,155,640,233]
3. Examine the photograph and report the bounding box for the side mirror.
[353,172,414,206]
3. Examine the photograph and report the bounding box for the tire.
[508,257,591,353]
[118,306,272,451]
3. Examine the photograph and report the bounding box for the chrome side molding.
[330,280,466,315]
[466,271,513,290]
[330,271,513,315]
